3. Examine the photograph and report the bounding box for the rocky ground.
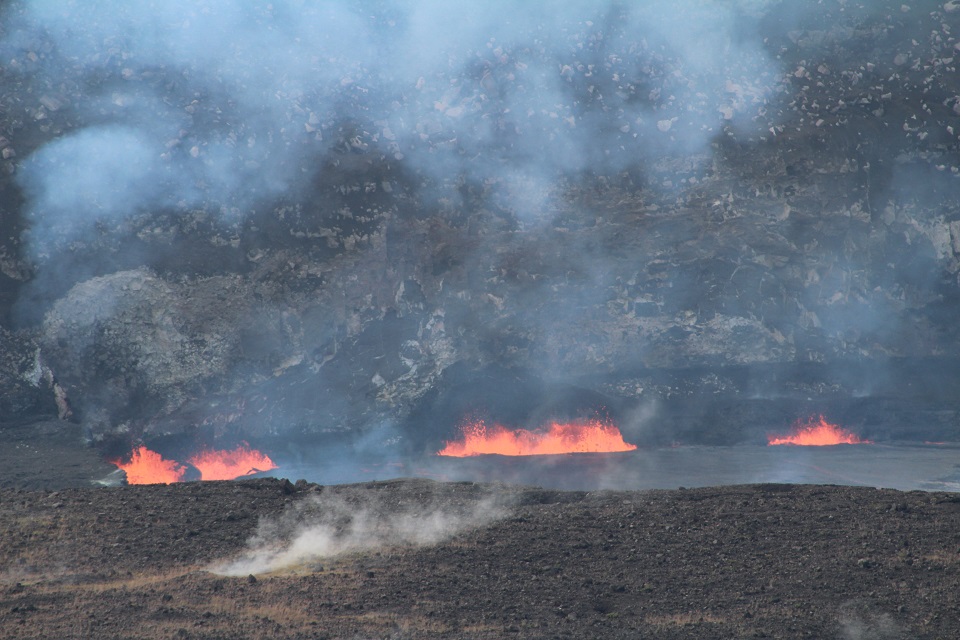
[0,418,116,491]
[1,477,959,639]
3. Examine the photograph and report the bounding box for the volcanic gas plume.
[437,418,637,457]
[113,443,277,484]
[768,416,871,446]
[213,485,508,576]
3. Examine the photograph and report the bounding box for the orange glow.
[437,418,637,457]
[113,443,277,484]
[768,416,871,446]
[188,443,278,480]
[113,446,187,485]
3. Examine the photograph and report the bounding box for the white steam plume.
[211,485,508,576]
[2,0,781,260]
[838,599,908,640]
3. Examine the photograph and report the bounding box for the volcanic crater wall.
[0,0,959,453]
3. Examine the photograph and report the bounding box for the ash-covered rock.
[0,325,51,417]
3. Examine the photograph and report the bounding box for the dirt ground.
[0,419,119,491]
[1,475,959,639]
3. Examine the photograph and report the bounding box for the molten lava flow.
[113,443,277,484]
[188,443,278,481]
[768,415,871,446]
[437,419,637,457]
[113,446,187,484]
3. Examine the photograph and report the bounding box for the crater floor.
[1,477,959,639]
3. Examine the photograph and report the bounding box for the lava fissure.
[188,444,278,481]
[768,416,871,446]
[113,443,277,484]
[112,446,187,485]
[438,418,637,457]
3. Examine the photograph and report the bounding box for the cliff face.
[1,1,959,450]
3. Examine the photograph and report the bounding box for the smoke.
[4,0,957,461]
[5,1,363,261]
[212,482,508,576]
[2,0,780,262]
[837,599,909,640]
[0,0,796,438]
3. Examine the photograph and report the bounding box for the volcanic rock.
[0,478,958,639]
[0,0,959,452]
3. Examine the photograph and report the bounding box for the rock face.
[0,325,50,418]
[1,1,959,450]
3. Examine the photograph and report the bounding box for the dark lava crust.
[2,477,959,639]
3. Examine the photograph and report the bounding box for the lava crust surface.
[1,477,959,639]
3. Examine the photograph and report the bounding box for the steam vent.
[2,0,960,488]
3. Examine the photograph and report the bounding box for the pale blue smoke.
[2,0,780,257]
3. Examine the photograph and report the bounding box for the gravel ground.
[1,477,959,639]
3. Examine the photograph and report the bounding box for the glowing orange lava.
[437,419,638,457]
[113,446,187,484]
[113,444,277,484]
[188,443,278,480]
[768,415,871,446]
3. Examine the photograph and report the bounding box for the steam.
[212,484,508,576]
[837,600,907,640]
[3,0,779,262]
[0,0,791,440]
[3,0,956,461]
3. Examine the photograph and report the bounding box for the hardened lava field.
[2,477,960,639]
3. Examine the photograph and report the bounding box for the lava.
[113,443,277,484]
[112,446,187,485]
[188,443,278,481]
[768,416,871,446]
[437,418,637,457]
